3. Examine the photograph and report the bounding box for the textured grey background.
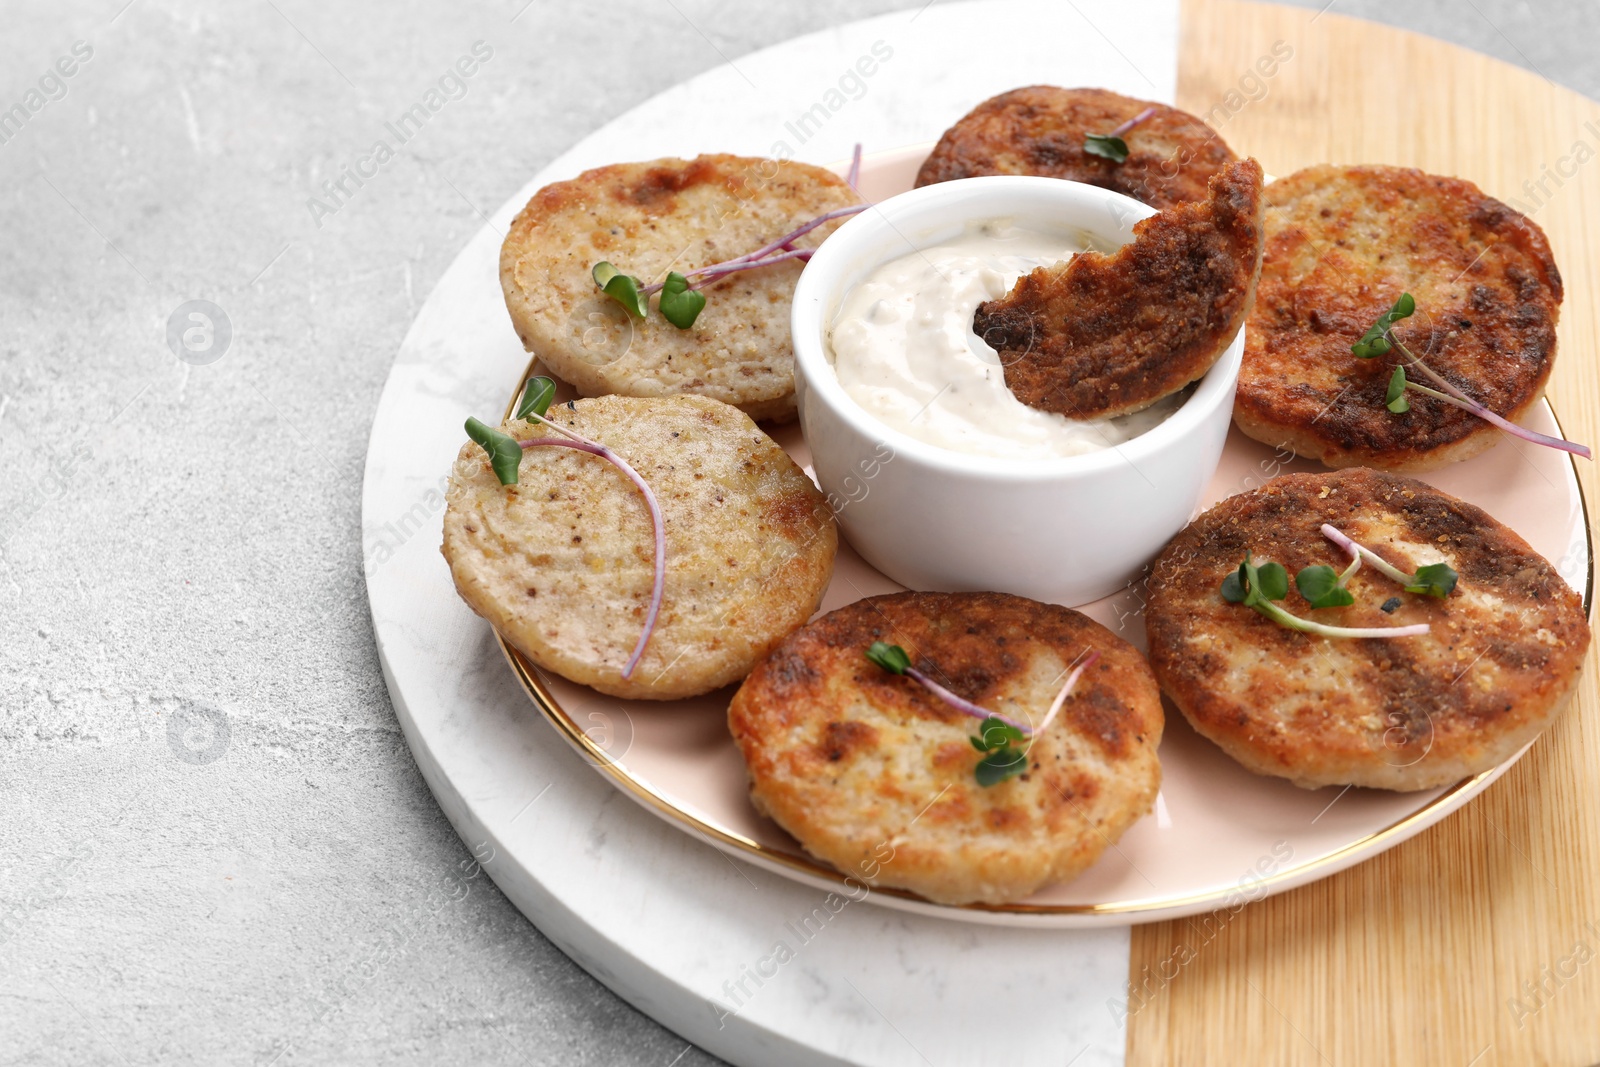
[0,1,1593,1064]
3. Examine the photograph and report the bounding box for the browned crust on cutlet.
[729,591,1163,905]
[1144,468,1589,791]
[500,154,859,423]
[914,86,1238,210]
[974,158,1263,420]
[1236,165,1563,471]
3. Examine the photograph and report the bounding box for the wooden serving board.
[1127,3,1600,1064]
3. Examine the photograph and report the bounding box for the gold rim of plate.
[493,357,1595,918]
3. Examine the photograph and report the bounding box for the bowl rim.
[791,174,1243,482]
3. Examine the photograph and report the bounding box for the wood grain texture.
[1125,2,1600,1064]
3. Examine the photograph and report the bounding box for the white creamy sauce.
[827,220,1183,460]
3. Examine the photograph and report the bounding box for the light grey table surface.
[2,2,1594,1064]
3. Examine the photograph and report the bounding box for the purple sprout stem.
[1031,651,1101,738]
[517,417,665,680]
[685,246,814,287]
[903,666,1032,734]
[636,203,870,296]
[845,142,863,190]
[1108,106,1158,138]
[1394,341,1591,459]
[1320,523,1415,587]
[717,204,869,268]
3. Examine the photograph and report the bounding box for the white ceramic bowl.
[791,176,1243,606]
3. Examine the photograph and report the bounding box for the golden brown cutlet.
[1236,164,1563,471]
[500,154,859,423]
[1144,468,1589,791]
[729,591,1163,905]
[915,85,1238,210]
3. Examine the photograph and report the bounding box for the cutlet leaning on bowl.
[974,158,1264,420]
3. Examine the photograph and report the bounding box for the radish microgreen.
[464,417,525,486]
[865,641,1098,787]
[1220,552,1430,638]
[970,718,1028,787]
[657,271,705,328]
[1083,106,1157,164]
[1385,366,1410,413]
[1320,523,1458,598]
[592,160,870,331]
[515,374,556,420]
[864,640,1028,733]
[1353,293,1591,459]
[463,376,666,678]
[1294,554,1360,609]
[591,262,648,318]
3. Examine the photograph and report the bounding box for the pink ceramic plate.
[499,146,1594,928]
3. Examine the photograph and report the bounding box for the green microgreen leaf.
[1220,568,1247,603]
[465,417,524,486]
[978,716,1025,750]
[865,641,910,675]
[1352,292,1416,359]
[657,271,706,329]
[592,261,647,318]
[1385,365,1410,413]
[1404,562,1459,599]
[970,735,990,753]
[1255,561,1290,601]
[1083,133,1130,163]
[1224,552,1287,606]
[974,747,1028,787]
[515,375,557,421]
[1295,564,1357,609]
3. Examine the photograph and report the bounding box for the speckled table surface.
[3,2,1597,1064]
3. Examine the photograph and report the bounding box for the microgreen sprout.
[1320,523,1459,598]
[1033,650,1100,738]
[865,642,1100,787]
[515,375,556,420]
[464,418,525,486]
[656,272,705,329]
[592,195,869,330]
[1353,293,1592,459]
[1220,552,1431,638]
[1294,553,1360,609]
[1083,106,1157,163]
[865,641,1030,733]
[591,262,647,318]
[464,376,665,678]
[970,717,1028,787]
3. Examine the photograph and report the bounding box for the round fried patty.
[1236,165,1564,471]
[1145,468,1589,791]
[500,154,860,423]
[441,394,837,700]
[729,591,1163,905]
[975,158,1263,419]
[914,86,1238,210]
